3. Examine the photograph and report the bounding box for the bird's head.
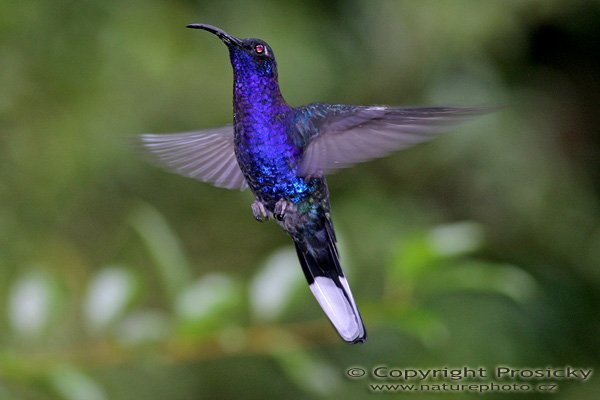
[187,24,278,80]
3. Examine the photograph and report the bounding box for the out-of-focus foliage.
[1,0,599,399]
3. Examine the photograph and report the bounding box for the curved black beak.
[186,23,243,47]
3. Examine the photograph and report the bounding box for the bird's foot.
[274,198,291,221]
[251,200,269,222]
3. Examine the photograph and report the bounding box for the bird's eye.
[254,44,265,54]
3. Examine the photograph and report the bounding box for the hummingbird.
[140,24,489,344]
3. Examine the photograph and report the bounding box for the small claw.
[251,200,269,222]
[274,198,289,221]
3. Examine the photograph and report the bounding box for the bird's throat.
[232,70,290,137]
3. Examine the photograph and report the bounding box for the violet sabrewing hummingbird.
[140,24,490,344]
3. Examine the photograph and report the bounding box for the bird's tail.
[293,221,367,343]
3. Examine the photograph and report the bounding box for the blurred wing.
[295,105,491,176]
[139,126,248,190]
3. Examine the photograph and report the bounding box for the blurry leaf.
[272,347,341,396]
[216,325,247,354]
[389,233,436,288]
[426,58,507,107]
[390,308,450,348]
[174,273,240,333]
[50,365,106,400]
[249,247,303,322]
[0,386,11,400]
[83,266,137,335]
[389,222,484,295]
[427,221,484,257]
[129,202,192,302]
[115,310,171,346]
[8,270,60,338]
[421,261,540,304]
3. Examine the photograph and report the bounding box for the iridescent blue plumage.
[140,24,491,344]
[227,41,301,204]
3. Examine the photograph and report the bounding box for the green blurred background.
[1,0,599,399]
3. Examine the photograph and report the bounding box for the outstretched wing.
[292,104,491,177]
[139,126,248,190]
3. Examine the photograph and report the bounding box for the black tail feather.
[293,225,366,343]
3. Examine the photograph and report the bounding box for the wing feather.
[139,126,248,190]
[296,105,492,176]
